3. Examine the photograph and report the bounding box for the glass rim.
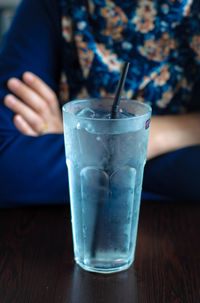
[62,98,152,121]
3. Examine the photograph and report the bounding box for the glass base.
[75,258,134,274]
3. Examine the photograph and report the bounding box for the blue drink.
[63,98,151,274]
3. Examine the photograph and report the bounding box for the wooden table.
[0,200,199,303]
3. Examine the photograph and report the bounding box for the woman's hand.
[4,72,63,136]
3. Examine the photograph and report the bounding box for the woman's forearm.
[147,113,200,160]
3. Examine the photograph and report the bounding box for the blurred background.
[0,0,21,44]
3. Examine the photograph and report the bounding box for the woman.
[0,0,199,206]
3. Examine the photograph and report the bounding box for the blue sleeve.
[143,146,200,201]
[0,0,69,206]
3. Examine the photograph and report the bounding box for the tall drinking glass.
[63,98,151,274]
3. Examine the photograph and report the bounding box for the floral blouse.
[59,0,200,115]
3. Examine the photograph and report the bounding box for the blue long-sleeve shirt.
[0,0,69,206]
[0,0,200,206]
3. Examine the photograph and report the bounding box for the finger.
[23,72,59,112]
[13,115,38,136]
[4,94,44,133]
[7,78,49,116]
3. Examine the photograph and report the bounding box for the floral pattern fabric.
[59,0,200,115]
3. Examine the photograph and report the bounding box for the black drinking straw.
[91,62,130,260]
[111,61,130,119]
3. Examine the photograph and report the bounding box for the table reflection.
[66,264,139,303]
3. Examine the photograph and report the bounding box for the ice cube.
[93,110,111,119]
[76,107,95,118]
[118,108,135,118]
